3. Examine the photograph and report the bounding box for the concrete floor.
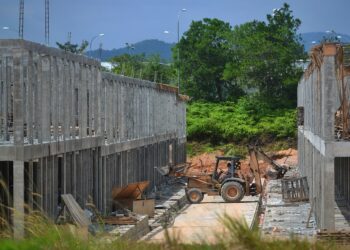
[148,195,259,244]
[262,177,316,238]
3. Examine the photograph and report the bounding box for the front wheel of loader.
[186,188,204,204]
[221,181,244,203]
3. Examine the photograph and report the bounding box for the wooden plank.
[103,216,136,225]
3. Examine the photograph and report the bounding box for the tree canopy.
[110,53,175,84]
[175,3,306,106]
[175,18,240,101]
[56,40,89,54]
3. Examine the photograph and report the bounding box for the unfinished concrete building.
[0,40,187,236]
[298,43,350,230]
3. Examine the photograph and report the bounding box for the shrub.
[187,97,296,144]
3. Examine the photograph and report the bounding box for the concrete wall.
[0,40,186,236]
[298,43,350,229]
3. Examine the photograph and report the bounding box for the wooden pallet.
[281,176,309,202]
[317,229,350,245]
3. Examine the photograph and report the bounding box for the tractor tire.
[221,181,244,203]
[186,188,204,204]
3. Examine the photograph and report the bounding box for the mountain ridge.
[87,32,350,62]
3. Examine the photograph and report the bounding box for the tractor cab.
[212,156,241,183]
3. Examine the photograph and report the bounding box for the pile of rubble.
[57,180,188,242]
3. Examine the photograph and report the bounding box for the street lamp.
[177,8,187,93]
[89,33,104,51]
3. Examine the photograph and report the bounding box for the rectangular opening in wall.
[87,90,90,135]
[297,106,304,126]
[74,88,79,127]
[57,156,63,207]
[334,157,350,229]
[0,161,13,229]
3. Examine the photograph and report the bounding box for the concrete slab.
[148,195,259,244]
[262,177,317,238]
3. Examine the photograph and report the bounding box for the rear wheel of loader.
[186,188,204,204]
[221,181,244,202]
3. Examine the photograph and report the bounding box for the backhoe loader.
[165,145,288,204]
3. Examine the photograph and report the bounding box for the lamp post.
[177,8,187,93]
[89,33,104,51]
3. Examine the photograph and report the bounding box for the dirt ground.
[186,148,298,180]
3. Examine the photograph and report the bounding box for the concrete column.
[81,65,87,138]
[96,68,102,137]
[13,160,24,238]
[27,52,34,144]
[3,56,11,141]
[51,57,58,140]
[41,56,51,142]
[28,160,34,209]
[321,155,335,229]
[321,45,338,140]
[13,48,24,146]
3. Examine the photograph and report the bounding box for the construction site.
[0,39,349,245]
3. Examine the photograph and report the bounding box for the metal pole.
[19,0,24,39]
[177,8,186,94]
[177,14,180,92]
[90,35,98,51]
[89,34,104,53]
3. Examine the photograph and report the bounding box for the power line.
[19,0,24,39]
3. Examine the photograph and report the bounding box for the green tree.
[110,54,176,85]
[56,40,89,54]
[110,53,145,77]
[175,18,242,101]
[223,3,306,107]
[142,54,175,84]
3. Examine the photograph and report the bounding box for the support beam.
[13,160,24,238]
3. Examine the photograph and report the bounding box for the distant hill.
[86,39,175,62]
[87,33,350,62]
[301,32,350,52]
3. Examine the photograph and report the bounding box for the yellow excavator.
[163,145,288,203]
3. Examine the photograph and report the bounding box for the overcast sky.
[0,0,349,50]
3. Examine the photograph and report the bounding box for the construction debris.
[58,194,91,227]
[281,176,309,202]
[317,229,350,245]
[112,181,155,216]
[103,216,137,225]
[261,169,316,238]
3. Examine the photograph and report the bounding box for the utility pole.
[177,8,187,93]
[45,0,49,45]
[19,0,24,39]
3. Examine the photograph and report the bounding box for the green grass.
[0,212,343,250]
[187,97,297,146]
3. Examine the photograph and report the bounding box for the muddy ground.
[186,148,298,180]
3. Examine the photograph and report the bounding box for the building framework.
[0,40,187,237]
[298,43,350,230]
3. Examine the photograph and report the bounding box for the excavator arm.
[245,145,288,195]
